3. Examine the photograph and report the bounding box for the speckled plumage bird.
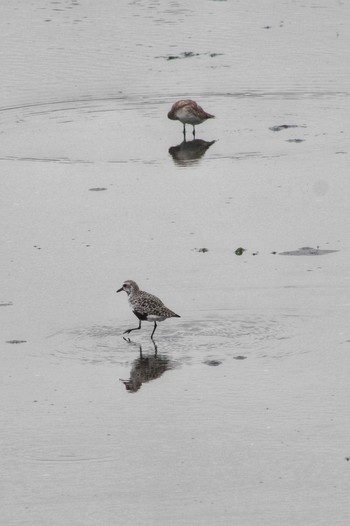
[117,280,180,339]
[167,99,214,137]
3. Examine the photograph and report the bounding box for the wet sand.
[1,1,350,525]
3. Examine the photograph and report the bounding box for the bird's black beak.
[116,287,123,293]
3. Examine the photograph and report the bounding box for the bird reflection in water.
[120,338,175,393]
[169,138,215,165]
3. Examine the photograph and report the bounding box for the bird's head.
[117,280,139,296]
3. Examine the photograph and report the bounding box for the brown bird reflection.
[120,339,175,393]
[169,139,215,165]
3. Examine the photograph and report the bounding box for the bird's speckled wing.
[132,291,178,317]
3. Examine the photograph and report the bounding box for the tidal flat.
[1,1,350,525]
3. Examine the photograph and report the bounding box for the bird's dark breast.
[133,310,148,321]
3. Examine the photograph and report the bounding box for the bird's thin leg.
[151,321,157,340]
[183,123,186,137]
[192,125,196,137]
[123,319,142,335]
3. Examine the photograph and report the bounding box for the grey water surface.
[1,1,350,525]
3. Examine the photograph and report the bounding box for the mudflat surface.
[1,1,350,525]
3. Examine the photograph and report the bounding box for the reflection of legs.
[151,321,157,340]
[123,336,157,356]
[123,337,143,358]
[151,338,158,355]
[123,319,141,335]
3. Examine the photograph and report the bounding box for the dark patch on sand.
[269,124,303,132]
[161,51,223,60]
[203,360,222,366]
[279,246,338,256]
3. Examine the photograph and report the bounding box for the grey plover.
[167,99,214,137]
[117,280,180,339]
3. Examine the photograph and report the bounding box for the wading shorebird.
[167,99,215,137]
[117,280,180,339]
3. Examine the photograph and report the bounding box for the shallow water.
[1,1,350,525]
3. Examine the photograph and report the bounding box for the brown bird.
[167,99,215,137]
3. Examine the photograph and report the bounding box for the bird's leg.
[150,321,157,340]
[192,125,196,137]
[123,319,142,335]
[183,123,186,137]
